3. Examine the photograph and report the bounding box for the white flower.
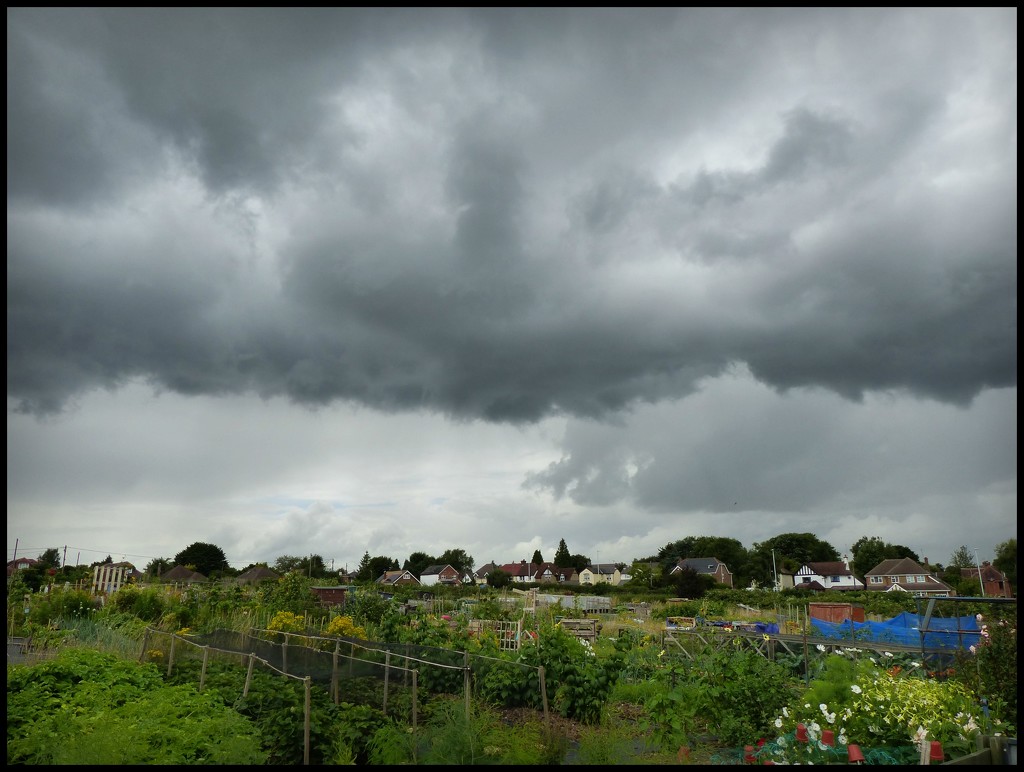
[912,726,929,750]
[776,718,783,728]
[883,651,893,658]
[910,661,920,669]
[783,707,790,718]
[820,703,829,714]
[816,644,826,652]
[969,645,977,654]
[851,685,862,694]
[976,613,984,623]
[826,712,836,724]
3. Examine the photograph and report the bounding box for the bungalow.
[235,565,280,585]
[158,565,208,584]
[376,569,420,587]
[864,558,954,597]
[671,557,734,588]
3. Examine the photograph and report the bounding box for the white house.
[794,558,865,591]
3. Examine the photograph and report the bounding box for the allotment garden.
[6,573,1017,765]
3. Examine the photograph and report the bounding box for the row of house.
[385,555,1014,599]
[8,555,1014,600]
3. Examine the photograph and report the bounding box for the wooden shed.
[311,586,347,608]
[809,601,865,624]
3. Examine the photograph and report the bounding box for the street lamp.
[771,549,779,592]
[973,548,985,597]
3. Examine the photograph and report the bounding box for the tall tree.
[356,551,372,581]
[274,555,305,574]
[37,547,61,570]
[851,536,888,582]
[850,536,918,582]
[144,557,173,578]
[569,553,592,574]
[174,542,229,577]
[948,546,974,569]
[531,549,544,565]
[993,538,1016,588]
[438,548,474,577]
[554,539,572,567]
[403,552,436,579]
[365,556,399,583]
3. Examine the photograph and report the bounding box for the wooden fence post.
[139,628,150,663]
[331,641,340,705]
[303,677,311,765]
[539,665,549,724]
[166,635,176,678]
[282,633,288,674]
[411,670,418,731]
[199,646,209,691]
[383,650,391,714]
[243,653,256,698]
[464,650,471,715]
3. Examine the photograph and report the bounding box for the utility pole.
[771,549,779,591]
[973,548,986,597]
[63,545,68,569]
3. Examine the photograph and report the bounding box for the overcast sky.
[7,9,1016,575]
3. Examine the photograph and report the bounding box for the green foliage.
[257,571,320,616]
[108,585,167,621]
[7,648,266,765]
[769,648,994,763]
[368,696,564,765]
[951,609,1018,731]
[639,660,701,751]
[173,541,230,577]
[24,584,97,628]
[994,538,1016,589]
[346,589,395,631]
[641,641,795,748]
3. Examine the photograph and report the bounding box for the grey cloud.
[7,8,1016,422]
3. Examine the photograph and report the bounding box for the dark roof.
[236,565,280,584]
[421,564,456,576]
[865,557,929,576]
[676,557,728,574]
[160,565,207,582]
[806,561,854,576]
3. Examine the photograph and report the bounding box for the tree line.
[12,534,1017,598]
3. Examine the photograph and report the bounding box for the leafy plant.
[7,648,266,765]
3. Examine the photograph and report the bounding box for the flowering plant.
[768,648,986,763]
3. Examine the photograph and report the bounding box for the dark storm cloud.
[7,8,1016,422]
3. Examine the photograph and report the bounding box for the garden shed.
[808,601,865,624]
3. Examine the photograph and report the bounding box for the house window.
[870,576,883,584]
[801,577,811,584]
[889,576,899,584]
[829,576,840,583]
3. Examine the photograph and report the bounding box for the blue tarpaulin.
[810,611,981,649]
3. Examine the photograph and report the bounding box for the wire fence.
[138,626,551,764]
